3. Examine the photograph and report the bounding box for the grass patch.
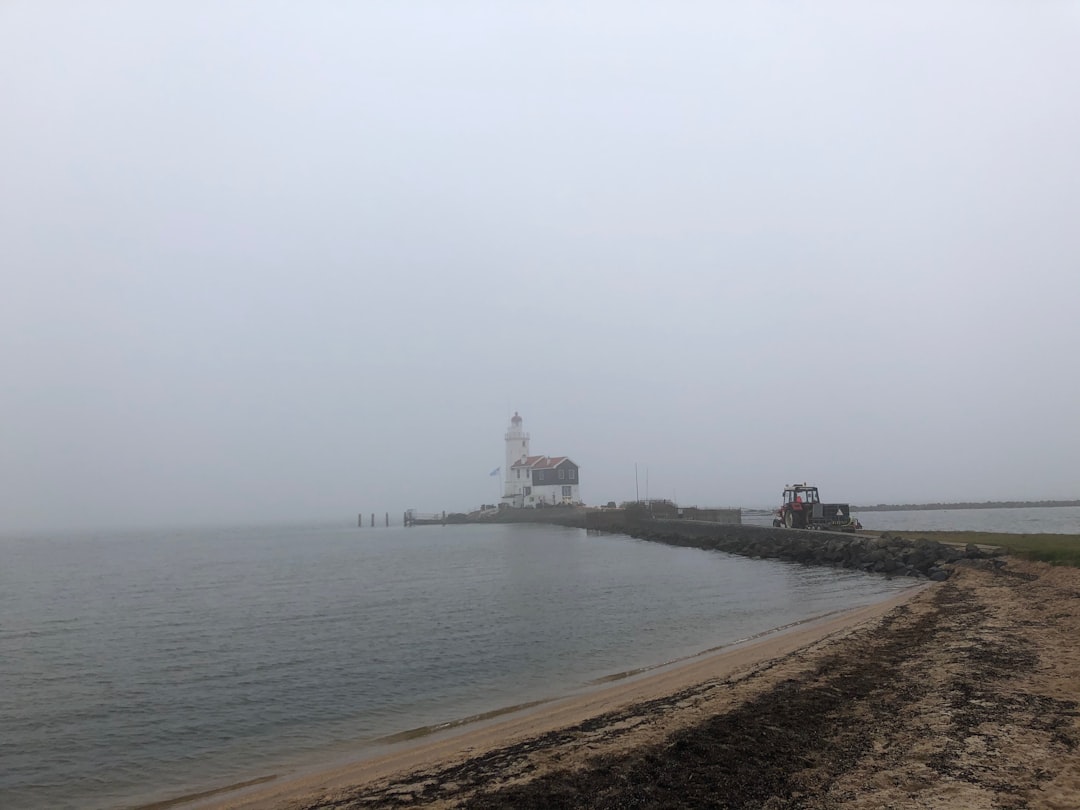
[878,531,1080,567]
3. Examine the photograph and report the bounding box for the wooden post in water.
[370,513,375,527]
[358,513,362,528]
[385,512,389,527]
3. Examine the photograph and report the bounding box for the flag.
[489,466,501,476]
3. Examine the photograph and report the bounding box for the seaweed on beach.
[461,604,940,809]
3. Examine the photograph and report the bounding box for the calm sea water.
[1,522,914,810]
[744,505,1080,534]
[859,505,1080,534]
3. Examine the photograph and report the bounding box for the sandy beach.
[189,558,1080,809]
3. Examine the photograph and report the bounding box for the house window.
[562,486,572,497]
[516,469,520,479]
[524,487,531,495]
[568,469,575,479]
[558,469,565,480]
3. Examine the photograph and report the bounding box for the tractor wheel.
[772,518,782,528]
[785,511,797,529]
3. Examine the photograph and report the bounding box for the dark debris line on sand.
[302,564,1077,809]
[461,604,935,810]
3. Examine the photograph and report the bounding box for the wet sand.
[196,559,1080,809]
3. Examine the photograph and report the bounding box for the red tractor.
[773,483,859,532]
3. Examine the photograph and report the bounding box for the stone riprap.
[583,514,999,580]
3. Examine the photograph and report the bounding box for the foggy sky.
[3,2,1079,532]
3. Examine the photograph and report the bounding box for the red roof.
[510,455,577,470]
[532,456,571,469]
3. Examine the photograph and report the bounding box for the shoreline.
[179,585,925,810]
[185,557,1080,808]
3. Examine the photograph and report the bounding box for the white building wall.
[503,465,528,507]
[531,483,580,506]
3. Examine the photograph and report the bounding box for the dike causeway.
[579,513,1000,580]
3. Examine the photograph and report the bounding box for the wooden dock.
[403,509,446,527]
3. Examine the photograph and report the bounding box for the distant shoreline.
[851,499,1080,512]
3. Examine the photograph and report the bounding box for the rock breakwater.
[583,514,999,579]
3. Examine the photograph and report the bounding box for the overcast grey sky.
[3,2,1079,531]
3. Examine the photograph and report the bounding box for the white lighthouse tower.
[502,412,530,506]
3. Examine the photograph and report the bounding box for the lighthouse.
[499,412,581,508]
[504,412,530,503]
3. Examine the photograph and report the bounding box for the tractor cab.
[783,484,820,508]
